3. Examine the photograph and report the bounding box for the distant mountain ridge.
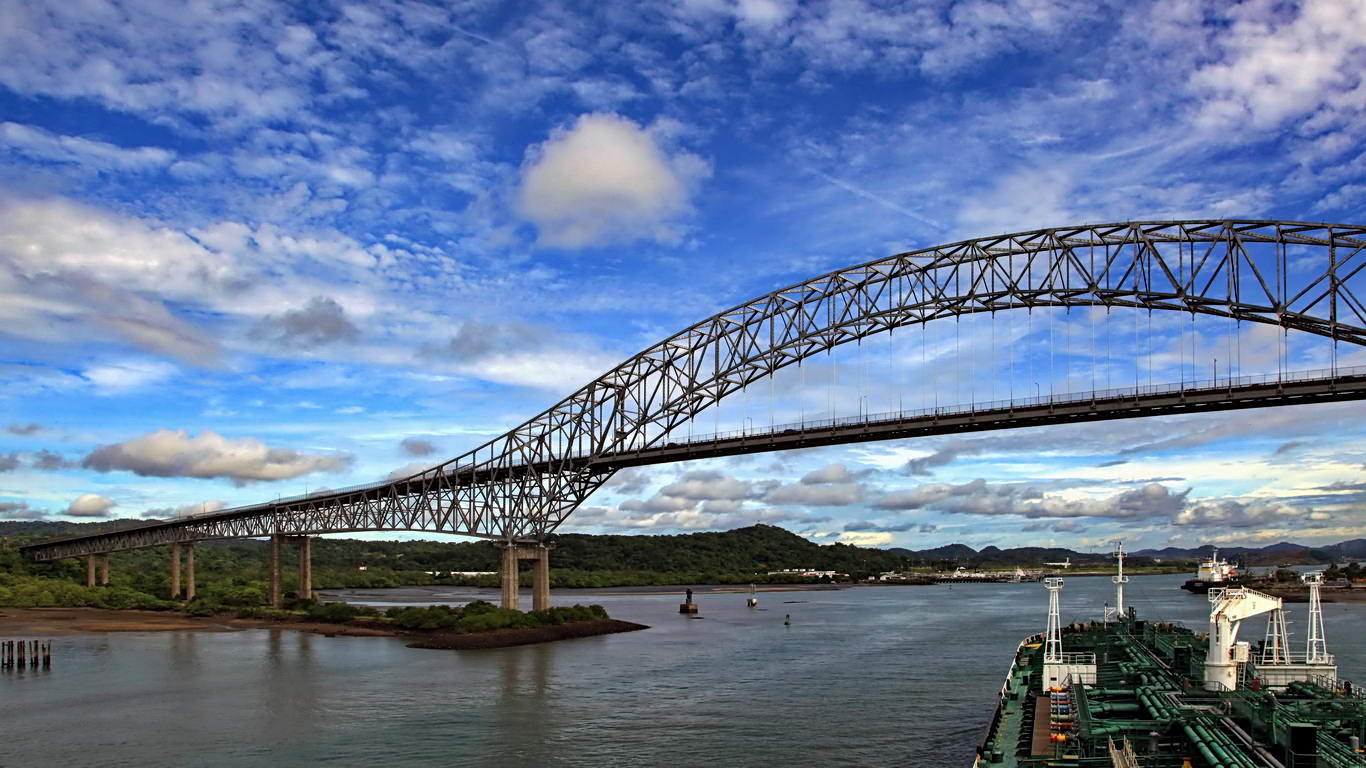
[891,539,1366,567]
[3,518,1363,570]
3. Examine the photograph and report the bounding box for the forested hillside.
[0,523,917,609]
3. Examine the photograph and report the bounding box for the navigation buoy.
[784,614,791,626]
[747,583,758,607]
[680,587,699,614]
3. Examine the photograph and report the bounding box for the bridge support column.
[85,555,96,587]
[170,543,182,599]
[99,553,110,586]
[533,546,550,612]
[500,544,520,611]
[184,543,195,601]
[499,543,553,612]
[269,535,282,608]
[297,536,312,602]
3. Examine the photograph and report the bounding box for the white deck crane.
[1205,587,1282,692]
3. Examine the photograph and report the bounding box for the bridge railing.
[657,363,1366,447]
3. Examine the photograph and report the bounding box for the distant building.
[768,568,840,578]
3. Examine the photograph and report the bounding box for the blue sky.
[2,0,1366,553]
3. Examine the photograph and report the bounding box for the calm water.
[6,574,1366,767]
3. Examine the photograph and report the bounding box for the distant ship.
[1180,548,1241,593]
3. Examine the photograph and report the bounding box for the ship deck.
[975,617,1366,767]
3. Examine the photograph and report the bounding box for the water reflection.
[5,575,1366,767]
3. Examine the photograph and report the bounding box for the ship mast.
[1261,606,1292,664]
[1044,577,1064,664]
[1304,572,1329,664]
[1112,540,1129,619]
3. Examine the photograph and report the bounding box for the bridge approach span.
[20,366,1366,562]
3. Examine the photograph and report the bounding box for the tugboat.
[1181,548,1241,593]
[974,545,1365,767]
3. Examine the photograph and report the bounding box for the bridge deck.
[19,368,1366,561]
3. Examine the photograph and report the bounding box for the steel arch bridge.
[22,219,1366,562]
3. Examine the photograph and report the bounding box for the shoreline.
[0,607,649,650]
[408,619,648,650]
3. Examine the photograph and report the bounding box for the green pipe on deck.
[1182,723,1227,768]
[1089,701,1143,715]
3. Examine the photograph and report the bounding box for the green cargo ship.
[975,544,1366,767]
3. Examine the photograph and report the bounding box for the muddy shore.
[1256,587,1366,603]
[0,607,398,637]
[408,619,648,650]
[0,607,649,649]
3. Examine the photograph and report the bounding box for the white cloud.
[1190,0,1366,131]
[517,113,707,247]
[736,0,792,30]
[66,493,116,517]
[82,361,178,394]
[0,121,175,170]
[572,502,821,532]
[765,481,865,506]
[82,429,353,485]
[142,499,226,519]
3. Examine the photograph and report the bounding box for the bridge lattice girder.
[20,220,1366,561]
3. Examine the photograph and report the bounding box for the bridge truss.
[22,220,1366,561]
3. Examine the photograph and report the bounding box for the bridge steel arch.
[20,220,1366,562]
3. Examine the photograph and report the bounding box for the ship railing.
[1258,651,1337,666]
[1046,652,1097,665]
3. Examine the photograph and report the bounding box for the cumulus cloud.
[0,198,223,365]
[6,423,41,436]
[1190,0,1366,130]
[66,493,116,517]
[141,500,226,519]
[0,501,45,519]
[904,441,984,475]
[800,463,863,484]
[400,437,437,457]
[872,476,1333,533]
[574,502,822,532]
[31,450,77,470]
[765,481,865,506]
[843,519,921,533]
[249,296,359,348]
[873,479,1190,521]
[0,452,18,472]
[1174,498,1328,529]
[838,531,895,547]
[602,467,652,495]
[82,429,353,485]
[421,320,617,391]
[657,469,756,501]
[517,113,707,247]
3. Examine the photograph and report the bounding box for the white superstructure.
[1041,577,1096,686]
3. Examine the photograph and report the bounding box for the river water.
[6,573,1366,767]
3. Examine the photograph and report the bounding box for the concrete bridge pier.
[184,543,195,601]
[170,542,181,599]
[86,555,96,587]
[296,536,312,601]
[99,553,110,586]
[269,534,282,608]
[499,543,552,612]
